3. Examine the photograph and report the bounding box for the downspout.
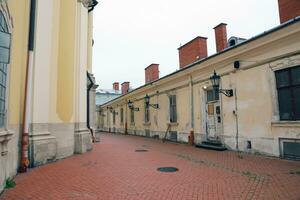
[234,89,239,150]
[87,72,95,142]
[188,76,195,145]
[19,0,36,173]
[125,100,128,134]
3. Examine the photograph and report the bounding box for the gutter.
[19,0,36,173]
[100,16,300,107]
[87,72,98,142]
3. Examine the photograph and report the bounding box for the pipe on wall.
[234,88,239,150]
[188,76,195,145]
[19,0,36,173]
[87,72,95,142]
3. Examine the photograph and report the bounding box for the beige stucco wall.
[100,20,300,157]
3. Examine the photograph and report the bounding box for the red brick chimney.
[178,36,208,69]
[113,82,119,91]
[145,64,159,84]
[121,82,130,95]
[278,0,300,24]
[214,23,228,53]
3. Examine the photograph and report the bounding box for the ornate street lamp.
[107,106,113,113]
[210,71,233,97]
[128,100,139,111]
[144,94,159,109]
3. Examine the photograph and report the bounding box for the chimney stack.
[278,0,300,24]
[113,82,119,91]
[145,64,159,84]
[214,23,228,53]
[121,82,130,95]
[178,36,208,69]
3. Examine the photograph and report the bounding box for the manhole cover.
[135,149,148,152]
[157,167,179,173]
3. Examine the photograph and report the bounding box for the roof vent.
[228,36,246,47]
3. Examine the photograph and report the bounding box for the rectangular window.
[120,108,124,124]
[0,61,7,128]
[130,109,134,124]
[113,110,116,125]
[275,66,300,120]
[207,89,219,102]
[169,95,177,123]
[144,102,150,123]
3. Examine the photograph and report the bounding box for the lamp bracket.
[219,89,233,97]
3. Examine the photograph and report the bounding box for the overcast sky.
[92,0,279,90]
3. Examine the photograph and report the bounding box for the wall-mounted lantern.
[107,106,113,113]
[128,100,139,111]
[144,94,159,109]
[210,71,233,97]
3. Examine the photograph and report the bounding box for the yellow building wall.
[56,0,76,123]
[7,0,30,125]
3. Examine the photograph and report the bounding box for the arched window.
[0,11,10,128]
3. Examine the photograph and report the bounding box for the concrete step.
[196,141,227,151]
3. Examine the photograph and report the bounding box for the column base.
[95,130,101,142]
[74,129,93,154]
[29,132,57,167]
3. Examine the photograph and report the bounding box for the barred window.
[169,95,177,123]
[144,102,150,123]
[113,110,116,125]
[0,12,10,128]
[120,108,124,124]
[275,66,300,120]
[130,109,134,124]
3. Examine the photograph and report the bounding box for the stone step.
[196,141,227,151]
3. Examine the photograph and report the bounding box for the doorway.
[205,89,222,141]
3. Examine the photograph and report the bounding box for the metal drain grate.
[135,149,148,152]
[157,167,178,173]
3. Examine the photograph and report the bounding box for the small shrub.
[5,179,16,189]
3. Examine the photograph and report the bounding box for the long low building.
[98,0,300,159]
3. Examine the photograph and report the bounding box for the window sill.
[168,122,179,126]
[0,130,13,156]
[143,122,151,126]
[271,121,300,127]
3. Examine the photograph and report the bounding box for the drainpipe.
[19,0,36,173]
[125,100,128,134]
[188,76,195,145]
[87,72,96,142]
[234,89,239,150]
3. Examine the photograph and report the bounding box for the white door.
[206,90,221,140]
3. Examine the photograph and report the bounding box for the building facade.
[0,0,98,192]
[99,0,300,159]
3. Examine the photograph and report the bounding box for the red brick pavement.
[1,133,300,200]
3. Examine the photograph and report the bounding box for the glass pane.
[0,100,2,112]
[276,70,290,88]
[0,114,3,128]
[294,87,300,120]
[2,87,5,98]
[278,88,293,120]
[291,67,300,85]
[207,90,214,102]
[0,31,10,48]
[0,47,9,64]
